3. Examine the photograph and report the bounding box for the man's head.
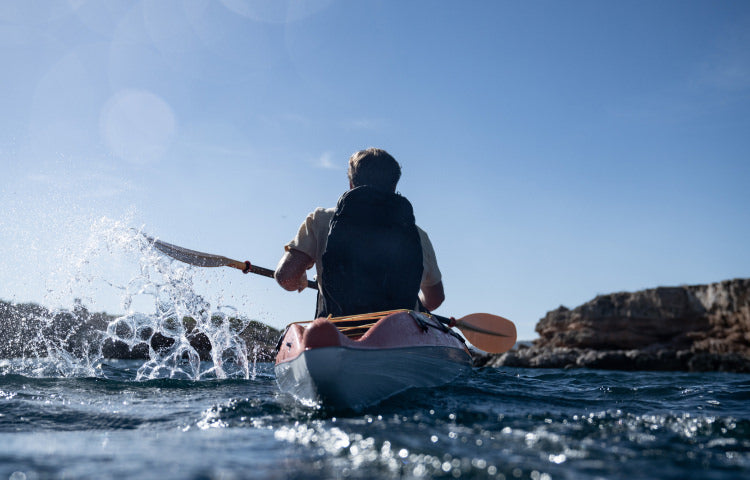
[347,148,401,192]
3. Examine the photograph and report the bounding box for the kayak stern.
[274,311,472,410]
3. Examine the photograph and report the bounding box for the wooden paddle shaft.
[231,261,317,290]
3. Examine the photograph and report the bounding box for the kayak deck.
[274,310,472,410]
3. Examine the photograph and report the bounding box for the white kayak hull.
[274,311,473,410]
[275,345,471,410]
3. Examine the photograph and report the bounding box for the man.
[274,148,444,317]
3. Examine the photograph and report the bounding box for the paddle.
[143,235,317,289]
[145,235,517,353]
[432,313,517,354]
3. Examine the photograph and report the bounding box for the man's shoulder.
[310,207,335,222]
[415,225,432,242]
[304,207,335,237]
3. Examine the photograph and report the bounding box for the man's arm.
[275,249,314,292]
[419,280,445,311]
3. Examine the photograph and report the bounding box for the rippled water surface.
[1,361,748,480]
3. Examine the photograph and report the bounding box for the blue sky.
[1,1,748,340]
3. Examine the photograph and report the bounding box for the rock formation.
[0,300,281,363]
[476,279,750,372]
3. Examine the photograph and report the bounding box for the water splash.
[3,217,259,380]
[99,219,255,380]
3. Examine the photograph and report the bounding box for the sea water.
[1,363,748,479]
[1,222,749,479]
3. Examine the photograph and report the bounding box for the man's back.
[319,186,423,317]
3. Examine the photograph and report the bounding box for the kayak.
[274,309,473,410]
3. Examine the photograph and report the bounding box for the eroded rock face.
[478,279,750,372]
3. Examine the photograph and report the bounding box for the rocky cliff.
[477,279,750,372]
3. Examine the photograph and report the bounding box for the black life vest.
[316,186,423,318]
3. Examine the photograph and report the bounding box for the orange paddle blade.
[455,313,517,354]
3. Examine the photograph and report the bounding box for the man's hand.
[275,249,315,292]
[296,272,310,292]
[419,281,445,311]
